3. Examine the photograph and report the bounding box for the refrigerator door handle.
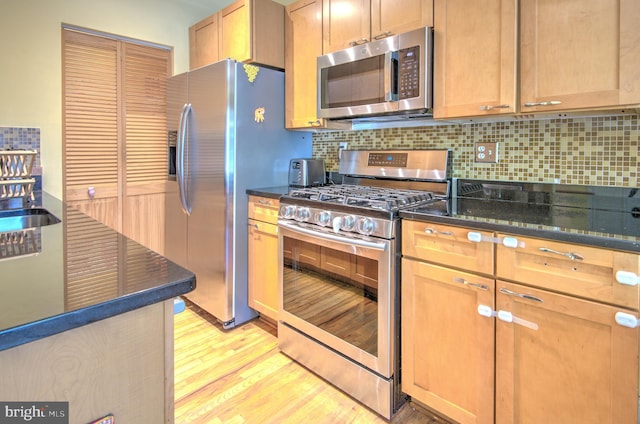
[177,103,192,215]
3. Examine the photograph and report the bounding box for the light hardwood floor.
[174,301,453,424]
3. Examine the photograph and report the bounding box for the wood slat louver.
[124,43,171,184]
[63,30,119,190]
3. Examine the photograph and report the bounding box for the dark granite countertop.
[401,180,640,253]
[0,192,196,351]
[246,186,289,199]
[248,182,640,253]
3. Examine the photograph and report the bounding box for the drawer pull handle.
[479,104,510,111]
[424,228,453,236]
[523,100,562,107]
[499,287,544,303]
[497,310,539,330]
[258,199,272,206]
[453,277,489,291]
[615,312,640,328]
[616,270,639,286]
[539,247,583,261]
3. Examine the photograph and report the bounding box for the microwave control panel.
[398,46,420,100]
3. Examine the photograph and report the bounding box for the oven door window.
[282,236,379,355]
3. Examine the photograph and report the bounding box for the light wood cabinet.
[190,0,285,70]
[434,0,640,119]
[285,0,324,129]
[322,0,433,54]
[248,195,280,321]
[495,280,638,424]
[402,259,495,424]
[520,0,640,113]
[402,220,494,275]
[402,219,640,423]
[433,0,517,119]
[189,13,220,70]
[496,233,640,310]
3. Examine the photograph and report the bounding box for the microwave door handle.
[384,51,399,102]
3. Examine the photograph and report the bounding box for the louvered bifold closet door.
[62,29,121,230]
[122,43,171,254]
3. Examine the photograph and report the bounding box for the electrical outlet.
[338,142,348,160]
[475,142,498,163]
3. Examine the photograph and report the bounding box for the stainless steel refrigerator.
[165,59,311,329]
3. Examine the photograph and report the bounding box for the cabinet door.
[285,0,325,129]
[189,13,220,70]
[402,220,494,275]
[248,219,279,320]
[371,0,433,40]
[221,0,252,62]
[520,0,640,112]
[402,259,495,424]
[433,0,517,118]
[496,280,639,424]
[496,233,640,309]
[322,0,371,53]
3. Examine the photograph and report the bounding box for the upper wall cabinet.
[189,0,285,70]
[433,0,517,119]
[322,0,433,54]
[520,0,640,113]
[434,0,640,119]
[189,14,220,70]
[285,0,324,129]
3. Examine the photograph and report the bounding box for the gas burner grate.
[287,185,436,211]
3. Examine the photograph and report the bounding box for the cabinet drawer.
[496,234,640,309]
[248,195,280,224]
[402,220,494,275]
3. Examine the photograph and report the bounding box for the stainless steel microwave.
[317,26,433,120]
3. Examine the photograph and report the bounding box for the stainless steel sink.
[0,208,61,233]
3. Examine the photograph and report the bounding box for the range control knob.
[280,205,296,219]
[294,207,311,222]
[341,215,356,231]
[315,210,332,226]
[357,217,376,235]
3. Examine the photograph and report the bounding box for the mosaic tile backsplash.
[0,127,41,169]
[312,115,640,188]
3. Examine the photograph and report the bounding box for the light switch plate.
[475,142,498,163]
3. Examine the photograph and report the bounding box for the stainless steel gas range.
[277,149,451,419]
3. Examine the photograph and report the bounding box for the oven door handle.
[278,220,388,251]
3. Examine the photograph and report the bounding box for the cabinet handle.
[453,277,489,291]
[258,198,272,206]
[479,104,510,111]
[499,287,544,303]
[538,247,584,261]
[424,228,453,236]
[372,31,392,40]
[307,120,321,126]
[248,223,259,230]
[349,38,369,46]
[523,100,562,107]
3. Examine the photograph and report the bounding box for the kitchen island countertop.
[0,191,196,352]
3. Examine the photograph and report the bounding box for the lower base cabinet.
[401,220,639,424]
[401,259,495,424]
[248,195,280,321]
[496,280,639,424]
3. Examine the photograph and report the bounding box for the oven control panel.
[367,152,408,167]
[279,204,394,239]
